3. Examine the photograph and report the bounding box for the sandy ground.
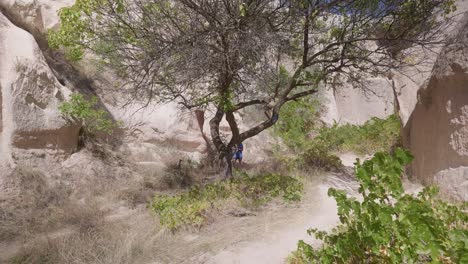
[147,173,359,264]
[204,184,338,264]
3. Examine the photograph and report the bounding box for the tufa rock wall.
[0,12,80,167]
[404,14,468,201]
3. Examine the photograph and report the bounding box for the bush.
[273,97,321,150]
[162,160,196,189]
[292,149,468,263]
[300,144,343,171]
[231,172,304,207]
[59,93,120,135]
[151,173,304,230]
[313,115,401,155]
[273,98,399,171]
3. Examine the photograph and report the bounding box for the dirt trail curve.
[150,173,359,264]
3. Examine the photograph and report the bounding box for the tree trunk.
[194,109,215,163]
[209,107,233,179]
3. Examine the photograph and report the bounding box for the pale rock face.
[104,101,207,168]
[317,87,339,125]
[323,77,395,125]
[104,98,276,166]
[0,12,79,167]
[404,13,468,201]
[392,59,435,126]
[0,0,74,33]
[108,102,205,150]
[393,0,468,126]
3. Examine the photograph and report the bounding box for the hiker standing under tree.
[234,142,244,165]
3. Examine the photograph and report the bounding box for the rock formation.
[404,13,468,200]
[0,12,79,168]
[324,77,395,125]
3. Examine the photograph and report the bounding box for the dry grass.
[10,209,159,264]
[163,157,219,188]
[0,167,71,242]
[117,168,164,207]
[2,154,297,264]
[117,157,218,208]
[0,166,162,264]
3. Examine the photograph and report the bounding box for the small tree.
[49,0,456,177]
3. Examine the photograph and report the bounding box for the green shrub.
[313,115,401,155]
[231,172,304,207]
[273,98,321,150]
[273,98,399,171]
[301,144,343,171]
[151,173,303,230]
[59,93,120,135]
[292,149,468,263]
[151,194,211,230]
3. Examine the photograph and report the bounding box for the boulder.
[392,0,468,126]
[0,12,79,166]
[404,14,468,201]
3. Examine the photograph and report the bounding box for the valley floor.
[1,167,428,264]
[1,172,360,264]
[145,173,357,264]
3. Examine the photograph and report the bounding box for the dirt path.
[0,173,358,264]
[204,185,337,264]
[149,173,358,264]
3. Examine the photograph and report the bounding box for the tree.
[49,0,456,177]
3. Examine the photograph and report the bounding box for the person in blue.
[234,142,244,164]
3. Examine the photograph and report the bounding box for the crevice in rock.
[0,6,123,146]
[1,6,95,93]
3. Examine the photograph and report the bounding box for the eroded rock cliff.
[404,13,468,200]
[0,12,79,168]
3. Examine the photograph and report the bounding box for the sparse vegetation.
[151,172,304,230]
[0,167,71,242]
[273,100,400,171]
[10,211,158,264]
[291,149,468,263]
[59,93,120,135]
[313,114,401,155]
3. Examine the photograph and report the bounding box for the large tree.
[50,0,456,177]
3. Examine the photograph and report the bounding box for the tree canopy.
[49,0,456,176]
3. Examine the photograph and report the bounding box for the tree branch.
[286,89,318,102]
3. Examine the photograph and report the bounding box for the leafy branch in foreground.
[59,93,120,135]
[291,149,467,264]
